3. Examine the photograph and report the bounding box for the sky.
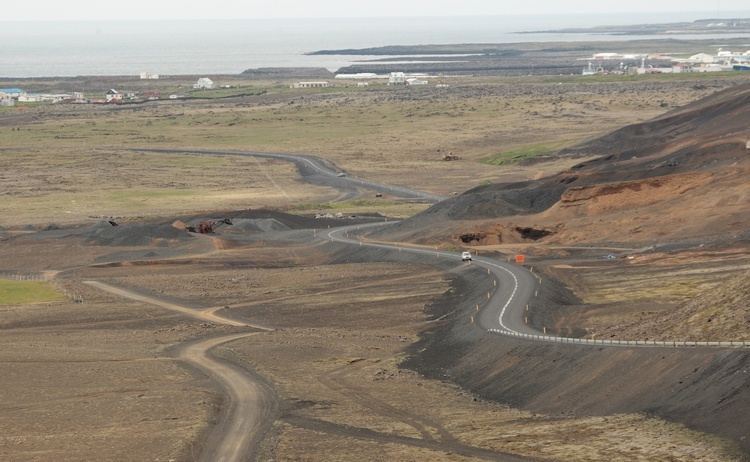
[10,0,750,21]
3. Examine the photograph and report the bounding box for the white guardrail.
[487,328,750,348]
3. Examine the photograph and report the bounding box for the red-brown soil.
[378,81,750,247]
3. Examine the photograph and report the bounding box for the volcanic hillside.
[380,80,750,247]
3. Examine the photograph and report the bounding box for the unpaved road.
[181,333,277,462]
[84,280,276,462]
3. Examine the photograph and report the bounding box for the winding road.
[325,223,750,348]
[324,223,540,336]
[119,147,446,203]
[83,281,277,462]
[80,148,748,461]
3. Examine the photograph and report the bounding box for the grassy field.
[0,279,65,304]
[1,74,745,225]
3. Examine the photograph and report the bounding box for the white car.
[461,251,472,261]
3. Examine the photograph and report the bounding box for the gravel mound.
[230,218,292,233]
[83,223,194,247]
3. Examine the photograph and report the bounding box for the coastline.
[3,13,750,78]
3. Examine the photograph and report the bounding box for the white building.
[406,78,428,85]
[688,53,715,63]
[291,81,330,88]
[0,88,25,98]
[194,78,215,89]
[140,72,160,79]
[18,94,71,103]
[0,98,14,107]
[18,94,42,102]
[105,89,121,102]
[388,72,406,85]
[335,73,379,79]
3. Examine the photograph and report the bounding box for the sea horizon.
[3,11,750,78]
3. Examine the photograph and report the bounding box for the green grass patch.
[0,279,65,304]
[481,141,569,166]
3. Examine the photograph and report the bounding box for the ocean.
[2,11,750,78]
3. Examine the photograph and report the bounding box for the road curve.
[182,333,277,462]
[117,147,447,203]
[83,280,277,462]
[324,223,538,335]
[325,224,750,349]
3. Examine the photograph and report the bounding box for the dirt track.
[82,280,275,462]
[181,333,277,462]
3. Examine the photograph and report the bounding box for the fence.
[0,273,83,303]
[0,273,49,282]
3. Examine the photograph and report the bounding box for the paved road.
[118,147,447,203]
[324,223,539,335]
[325,224,750,348]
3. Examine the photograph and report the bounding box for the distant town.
[0,76,221,107]
[580,48,750,75]
[2,47,750,107]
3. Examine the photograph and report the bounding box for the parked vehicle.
[461,251,472,261]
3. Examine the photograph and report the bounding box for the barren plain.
[1,68,749,461]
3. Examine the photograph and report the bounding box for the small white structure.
[140,72,160,79]
[406,78,428,85]
[194,78,215,89]
[105,89,121,102]
[18,94,42,102]
[291,81,330,88]
[0,98,14,107]
[688,53,715,63]
[18,93,71,103]
[357,82,369,87]
[335,73,379,79]
[388,72,406,85]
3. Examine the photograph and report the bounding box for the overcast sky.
[10,0,750,21]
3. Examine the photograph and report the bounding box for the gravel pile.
[83,223,194,247]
